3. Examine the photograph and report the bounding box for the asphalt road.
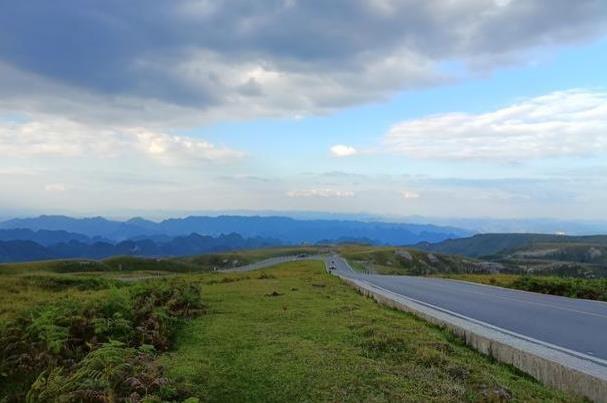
[327,255,607,364]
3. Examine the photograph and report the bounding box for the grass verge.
[438,273,607,302]
[163,261,580,402]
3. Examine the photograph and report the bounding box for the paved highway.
[327,255,607,364]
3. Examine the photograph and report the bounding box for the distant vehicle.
[297,253,308,258]
[329,260,336,271]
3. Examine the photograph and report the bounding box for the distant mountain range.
[401,216,607,236]
[4,216,607,272]
[0,228,109,246]
[0,214,471,263]
[0,215,471,244]
[0,233,281,263]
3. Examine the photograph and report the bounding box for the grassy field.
[437,273,607,302]
[181,246,324,268]
[163,261,579,402]
[0,269,157,324]
[0,258,582,401]
[0,246,324,277]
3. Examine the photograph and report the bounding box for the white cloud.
[401,190,420,200]
[383,89,607,161]
[330,144,358,157]
[127,127,245,163]
[287,188,355,198]
[44,184,66,192]
[0,114,244,164]
[1,2,606,126]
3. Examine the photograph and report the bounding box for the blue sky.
[186,37,607,176]
[1,1,606,220]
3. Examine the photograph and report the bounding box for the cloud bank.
[0,116,243,164]
[384,89,607,160]
[1,0,605,124]
[287,188,355,198]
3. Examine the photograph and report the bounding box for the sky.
[1,0,607,220]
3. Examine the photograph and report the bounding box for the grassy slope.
[414,234,607,258]
[437,273,607,302]
[0,246,323,276]
[163,261,579,402]
[181,246,324,268]
[413,234,607,278]
[0,247,321,321]
[0,274,120,323]
[336,245,501,276]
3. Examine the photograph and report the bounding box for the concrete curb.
[338,275,607,403]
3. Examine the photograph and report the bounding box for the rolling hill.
[413,233,607,257]
[414,233,607,277]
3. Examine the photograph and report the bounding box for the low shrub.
[0,280,204,401]
[49,260,112,274]
[27,341,181,403]
[256,272,276,280]
[512,276,607,301]
[18,274,121,291]
[206,276,249,285]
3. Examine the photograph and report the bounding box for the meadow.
[0,258,583,402]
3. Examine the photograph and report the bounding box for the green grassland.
[0,246,323,277]
[436,273,607,302]
[163,261,578,402]
[0,258,582,402]
[4,242,607,304]
[181,245,324,268]
[0,273,124,323]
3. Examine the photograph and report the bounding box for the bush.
[512,276,607,301]
[0,280,204,401]
[18,274,121,291]
[27,341,180,403]
[49,261,111,274]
